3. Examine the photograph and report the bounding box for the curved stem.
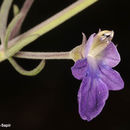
[8,57,45,76]
[14,51,72,60]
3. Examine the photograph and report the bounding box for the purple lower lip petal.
[78,76,108,121]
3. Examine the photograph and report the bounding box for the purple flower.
[71,30,124,121]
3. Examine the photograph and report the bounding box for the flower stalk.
[15,51,72,60]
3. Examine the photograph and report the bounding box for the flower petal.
[99,65,124,90]
[84,33,95,57]
[97,42,120,67]
[71,58,88,80]
[78,76,108,121]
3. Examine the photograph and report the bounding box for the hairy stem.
[14,51,72,60]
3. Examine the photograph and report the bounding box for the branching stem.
[0,0,98,64]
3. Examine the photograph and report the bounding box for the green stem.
[0,0,13,44]
[20,0,98,37]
